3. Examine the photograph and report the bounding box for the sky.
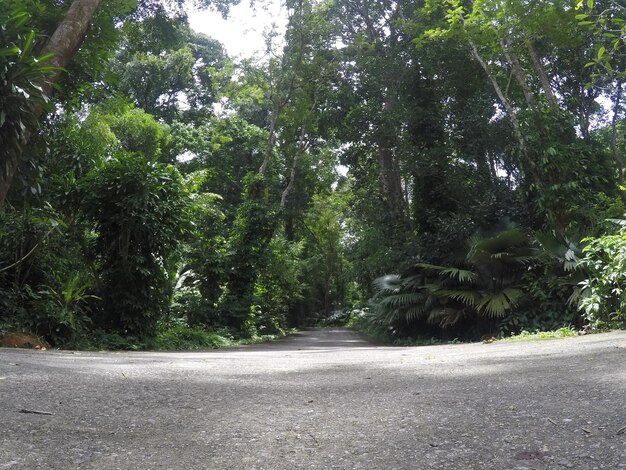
[188,1,288,59]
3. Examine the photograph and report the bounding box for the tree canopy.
[1,0,624,348]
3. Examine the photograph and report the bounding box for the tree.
[0,0,103,206]
[81,154,190,335]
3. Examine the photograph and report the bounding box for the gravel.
[1,328,625,469]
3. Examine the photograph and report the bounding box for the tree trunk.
[377,98,406,220]
[500,38,536,110]
[526,39,559,111]
[464,31,529,164]
[280,153,299,207]
[611,81,624,184]
[378,147,405,219]
[259,114,278,176]
[0,0,101,207]
[43,0,102,81]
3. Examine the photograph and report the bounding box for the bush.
[81,154,190,335]
[154,325,232,350]
[578,223,626,329]
[369,226,534,338]
[0,208,96,346]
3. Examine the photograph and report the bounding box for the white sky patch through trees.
[188,0,288,59]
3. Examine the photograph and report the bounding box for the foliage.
[3,0,626,349]
[0,205,98,345]
[0,7,56,179]
[80,154,190,335]
[219,172,279,334]
[575,0,626,82]
[253,234,306,334]
[578,222,626,328]
[109,108,169,161]
[370,226,535,337]
[153,324,232,350]
[501,327,578,341]
[36,273,97,343]
[300,191,351,321]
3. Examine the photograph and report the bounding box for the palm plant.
[371,226,536,328]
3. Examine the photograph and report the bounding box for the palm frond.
[436,288,481,306]
[468,228,536,266]
[534,231,583,270]
[475,288,524,317]
[401,304,427,321]
[372,274,403,294]
[427,307,466,327]
[414,262,477,282]
[378,292,424,309]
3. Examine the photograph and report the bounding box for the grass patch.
[66,325,294,351]
[153,325,233,350]
[501,326,578,341]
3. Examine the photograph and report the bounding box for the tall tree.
[0,0,102,206]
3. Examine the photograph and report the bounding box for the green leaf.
[19,30,36,61]
[597,46,605,60]
[0,46,21,57]
[476,288,523,317]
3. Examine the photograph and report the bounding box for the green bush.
[0,208,96,346]
[578,223,626,328]
[81,154,190,335]
[503,327,578,341]
[370,226,534,335]
[154,325,232,350]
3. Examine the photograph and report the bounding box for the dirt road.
[1,328,625,469]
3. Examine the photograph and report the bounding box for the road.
[1,328,625,469]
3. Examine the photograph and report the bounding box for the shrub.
[578,223,626,329]
[370,226,534,335]
[154,325,232,350]
[81,154,190,335]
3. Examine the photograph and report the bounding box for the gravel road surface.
[1,328,625,469]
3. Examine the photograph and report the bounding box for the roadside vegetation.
[1,0,625,350]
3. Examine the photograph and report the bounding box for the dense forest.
[1,0,625,349]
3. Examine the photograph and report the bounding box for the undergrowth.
[501,326,578,341]
[40,324,292,351]
[346,308,582,346]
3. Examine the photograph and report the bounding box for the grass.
[500,326,578,341]
[69,325,293,351]
[152,325,233,350]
